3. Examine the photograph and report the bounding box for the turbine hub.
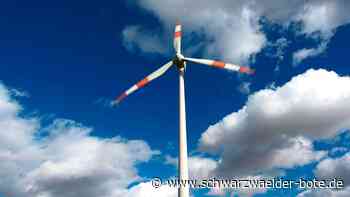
[173,53,185,70]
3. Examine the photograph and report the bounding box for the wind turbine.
[114,21,254,197]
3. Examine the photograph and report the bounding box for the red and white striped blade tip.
[240,66,255,75]
[112,93,127,106]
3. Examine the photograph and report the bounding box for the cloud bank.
[198,69,350,179]
[0,83,177,197]
[123,0,350,65]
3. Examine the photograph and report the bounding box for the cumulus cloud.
[124,0,350,64]
[0,83,169,197]
[299,150,350,197]
[198,69,350,178]
[315,153,350,187]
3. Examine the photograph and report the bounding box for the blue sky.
[0,1,350,197]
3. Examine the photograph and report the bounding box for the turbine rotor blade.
[183,57,255,74]
[174,21,182,54]
[113,61,173,105]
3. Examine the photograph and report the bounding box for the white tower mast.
[178,67,189,197]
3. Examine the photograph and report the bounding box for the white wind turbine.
[113,21,254,197]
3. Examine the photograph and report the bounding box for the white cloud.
[202,7,266,64]
[125,0,267,64]
[296,0,350,37]
[164,155,177,166]
[122,25,166,54]
[198,69,350,178]
[291,0,350,65]
[292,42,327,66]
[301,151,350,197]
[315,153,350,187]
[124,0,350,64]
[270,137,326,169]
[187,156,218,180]
[0,83,166,197]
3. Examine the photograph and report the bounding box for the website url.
[151,177,344,189]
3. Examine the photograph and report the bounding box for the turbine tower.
[114,21,254,197]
